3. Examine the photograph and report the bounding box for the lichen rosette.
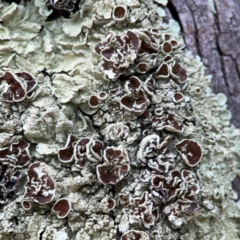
[97,147,130,185]
[0,160,22,204]
[95,29,162,81]
[24,162,55,205]
[95,30,140,80]
[0,71,37,102]
[0,139,31,204]
[129,191,159,228]
[58,135,104,168]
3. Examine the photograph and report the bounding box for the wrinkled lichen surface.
[0,0,240,239]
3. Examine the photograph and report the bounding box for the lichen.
[0,0,240,239]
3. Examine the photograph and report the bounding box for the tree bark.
[164,0,240,128]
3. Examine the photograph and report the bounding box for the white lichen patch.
[0,0,239,239]
[154,0,168,7]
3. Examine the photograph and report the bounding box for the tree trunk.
[164,0,240,128]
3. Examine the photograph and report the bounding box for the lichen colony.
[0,0,240,239]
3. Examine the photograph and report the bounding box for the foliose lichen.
[0,0,240,239]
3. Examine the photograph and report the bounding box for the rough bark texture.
[165,0,240,128]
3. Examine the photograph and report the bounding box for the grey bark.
[164,0,240,128]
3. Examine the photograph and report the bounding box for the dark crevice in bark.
[230,56,240,83]
[39,228,46,240]
[232,176,240,202]
[14,216,18,225]
[166,2,182,30]
[115,227,122,240]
